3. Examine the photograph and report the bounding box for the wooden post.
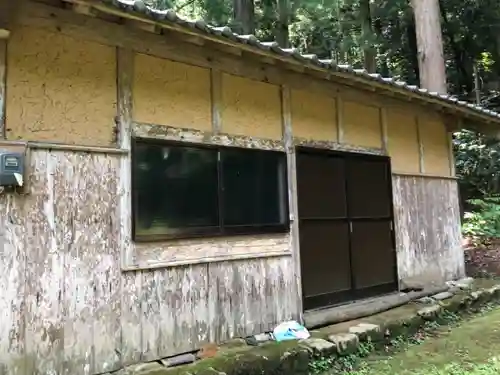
[281,85,303,323]
[416,115,425,174]
[0,31,7,139]
[116,47,144,366]
[380,107,388,152]
[410,0,447,94]
[336,96,344,142]
[210,69,222,134]
[117,48,133,150]
[117,47,133,265]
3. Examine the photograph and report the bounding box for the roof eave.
[59,0,500,131]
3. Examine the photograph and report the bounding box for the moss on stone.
[159,340,310,375]
[151,281,500,375]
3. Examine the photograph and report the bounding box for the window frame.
[131,137,291,242]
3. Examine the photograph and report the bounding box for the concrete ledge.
[110,278,498,375]
[304,284,449,329]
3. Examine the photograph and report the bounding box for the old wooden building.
[1,0,499,373]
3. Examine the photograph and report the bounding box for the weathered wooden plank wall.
[0,149,297,375]
[392,175,464,284]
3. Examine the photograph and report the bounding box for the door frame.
[295,146,399,311]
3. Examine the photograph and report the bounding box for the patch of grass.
[352,358,500,375]
[311,301,499,375]
[346,306,500,375]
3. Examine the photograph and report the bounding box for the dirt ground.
[465,240,500,278]
[347,308,500,375]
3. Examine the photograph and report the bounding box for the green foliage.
[357,338,375,357]
[462,196,500,240]
[308,355,336,374]
[454,129,500,239]
[455,130,500,199]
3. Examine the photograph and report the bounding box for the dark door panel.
[297,153,347,219]
[296,147,398,311]
[300,220,351,299]
[346,158,392,218]
[350,220,397,289]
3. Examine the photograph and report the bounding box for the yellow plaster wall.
[419,115,450,176]
[290,89,337,141]
[221,74,282,140]
[6,26,117,145]
[386,108,420,174]
[342,100,382,148]
[133,53,211,131]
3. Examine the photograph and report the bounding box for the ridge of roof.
[99,0,500,125]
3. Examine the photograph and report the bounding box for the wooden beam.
[280,84,303,323]
[447,132,456,177]
[0,36,6,139]
[380,107,388,151]
[117,47,133,150]
[336,96,344,142]
[210,68,222,134]
[416,115,425,174]
[116,47,134,273]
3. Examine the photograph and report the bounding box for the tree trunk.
[374,18,390,76]
[405,13,420,85]
[359,0,376,73]
[233,0,255,35]
[274,0,291,48]
[410,0,447,93]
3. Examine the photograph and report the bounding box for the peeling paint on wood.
[17,150,121,375]
[0,149,298,374]
[25,152,64,375]
[210,68,222,134]
[392,174,464,285]
[281,85,303,324]
[208,257,297,343]
[129,234,291,270]
[0,193,25,375]
[293,137,385,156]
[132,122,285,151]
[0,38,5,138]
[116,47,142,368]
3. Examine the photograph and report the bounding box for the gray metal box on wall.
[0,151,24,187]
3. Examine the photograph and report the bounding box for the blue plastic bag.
[272,320,310,342]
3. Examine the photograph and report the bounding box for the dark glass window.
[132,139,289,241]
[222,148,287,229]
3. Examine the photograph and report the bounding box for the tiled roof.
[100,0,500,124]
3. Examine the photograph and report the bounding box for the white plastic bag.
[272,320,310,342]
